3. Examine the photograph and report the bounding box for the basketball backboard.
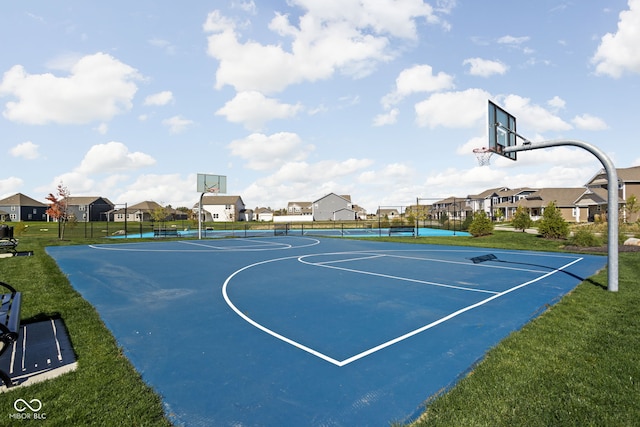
[488,100,517,161]
[197,174,227,194]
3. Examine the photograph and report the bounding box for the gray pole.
[504,139,618,292]
[198,193,205,240]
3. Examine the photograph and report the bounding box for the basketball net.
[473,147,494,166]
[206,186,219,194]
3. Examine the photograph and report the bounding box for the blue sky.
[2,1,639,212]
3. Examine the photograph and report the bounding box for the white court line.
[88,237,320,252]
[380,252,550,274]
[298,254,499,295]
[179,238,292,250]
[312,254,387,265]
[223,251,584,367]
[338,256,584,366]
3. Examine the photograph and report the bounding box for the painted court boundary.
[222,250,584,367]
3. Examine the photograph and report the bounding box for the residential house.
[199,195,246,222]
[110,201,186,222]
[495,188,587,222]
[376,208,402,221]
[351,204,368,220]
[255,207,273,222]
[64,196,114,222]
[287,201,313,216]
[0,193,48,222]
[430,197,466,222]
[312,193,355,221]
[585,165,640,223]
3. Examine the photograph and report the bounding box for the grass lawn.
[0,227,638,426]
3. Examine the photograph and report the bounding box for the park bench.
[153,228,180,237]
[0,281,22,387]
[0,225,18,254]
[388,225,415,236]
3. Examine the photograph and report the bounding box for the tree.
[624,195,639,223]
[538,201,569,239]
[512,205,533,232]
[152,206,168,223]
[45,182,71,239]
[468,210,494,237]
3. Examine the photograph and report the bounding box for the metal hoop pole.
[505,139,618,292]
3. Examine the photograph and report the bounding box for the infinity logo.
[14,398,43,412]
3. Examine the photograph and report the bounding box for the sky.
[2,1,640,213]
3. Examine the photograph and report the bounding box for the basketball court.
[46,236,606,426]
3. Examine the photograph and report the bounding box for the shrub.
[512,205,533,232]
[468,211,494,237]
[569,228,602,247]
[538,201,569,239]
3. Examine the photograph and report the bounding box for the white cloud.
[463,58,508,77]
[228,132,313,170]
[77,141,156,174]
[381,64,455,107]
[148,38,176,55]
[592,0,640,77]
[144,91,174,106]
[240,157,374,208]
[547,95,566,111]
[0,52,141,125]
[572,113,608,131]
[115,174,196,207]
[215,91,303,130]
[0,177,24,197]
[415,88,490,128]
[373,108,399,126]
[9,141,39,159]
[204,2,444,94]
[162,115,194,133]
[499,94,572,133]
[497,35,530,46]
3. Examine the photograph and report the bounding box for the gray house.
[64,196,115,222]
[312,193,356,221]
[0,193,48,221]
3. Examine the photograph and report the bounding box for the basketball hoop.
[206,186,219,194]
[473,147,494,166]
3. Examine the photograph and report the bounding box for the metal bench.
[388,225,415,236]
[153,228,180,237]
[0,225,18,254]
[0,281,22,387]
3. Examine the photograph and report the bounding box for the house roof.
[201,195,244,206]
[64,196,114,206]
[575,188,608,206]
[586,165,640,186]
[312,193,351,204]
[0,193,47,207]
[495,188,586,208]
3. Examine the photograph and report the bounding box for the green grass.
[0,235,172,426]
[1,227,638,426]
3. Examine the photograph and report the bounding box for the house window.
[213,213,219,219]
[33,208,37,214]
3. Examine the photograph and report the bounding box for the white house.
[198,195,246,222]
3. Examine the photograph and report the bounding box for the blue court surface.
[47,237,606,426]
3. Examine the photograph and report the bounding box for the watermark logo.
[9,398,46,420]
